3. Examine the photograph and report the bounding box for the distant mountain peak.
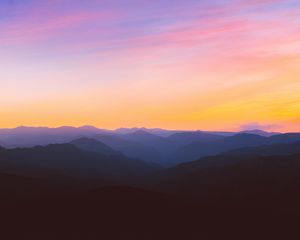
[130,129,154,135]
[124,130,164,140]
[241,129,279,137]
[78,125,98,130]
[114,127,180,137]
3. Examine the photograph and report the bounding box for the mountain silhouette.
[241,129,279,137]
[1,162,300,240]
[0,144,159,186]
[93,133,167,164]
[0,172,72,197]
[170,133,300,165]
[223,140,300,156]
[170,133,268,164]
[268,132,300,144]
[123,129,164,139]
[0,126,299,166]
[115,127,180,137]
[121,130,168,146]
[150,152,300,200]
[0,185,224,240]
[121,130,176,155]
[70,137,121,156]
[0,141,8,148]
[0,126,111,147]
[0,129,300,239]
[167,131,225,145]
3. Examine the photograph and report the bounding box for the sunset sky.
[1,0,300,132]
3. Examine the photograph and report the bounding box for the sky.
[0,0,300,132]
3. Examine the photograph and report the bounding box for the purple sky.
[1,0,300,131]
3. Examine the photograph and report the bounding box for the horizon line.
[0,125,288,133]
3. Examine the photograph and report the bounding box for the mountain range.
[0,142,159,188]
[1,126,299,166]
[1,126,300,239]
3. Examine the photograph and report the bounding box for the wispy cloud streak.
[0,0,300,131]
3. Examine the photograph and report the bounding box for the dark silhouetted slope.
[151,153,300,200]
[121,130,176,155]
[268,132,300,144]
[167,131,225,146]
[0,141,9,148]
[70,137,121,156]
[0,140,300,239]
[1,183,300,240]
[94,133,166,164]
[170,133,300,165]
[224,140,300,156]
[170,133,268,164]
[0,173,73,197]
[0,126,111,147]
[0,144,160,186]
[122,130,166,142]
[1,126,300,166]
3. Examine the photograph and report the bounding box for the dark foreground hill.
[170,133,300,164]
[1,141,300,239]
[0,144,159,187]
[150,153,300,201]
[1,183,300,240]
[224,140,300,156]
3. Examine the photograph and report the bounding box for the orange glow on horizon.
[0,0,300,132]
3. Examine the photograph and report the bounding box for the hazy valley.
[1,126,300,239]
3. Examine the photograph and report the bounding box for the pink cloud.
[1,0,299,67]
[0,6,121,47]
[239,0,284,7]
[240,122,282,131]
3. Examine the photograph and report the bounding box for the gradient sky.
[1,0,300,132]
